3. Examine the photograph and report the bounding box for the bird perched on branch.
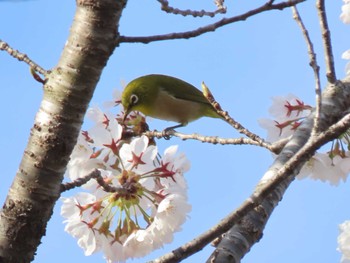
[121,74,224,130]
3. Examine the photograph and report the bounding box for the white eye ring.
[130,94,139,105]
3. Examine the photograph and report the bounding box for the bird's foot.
[162,128,175,140]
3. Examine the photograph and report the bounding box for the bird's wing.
[156,75,211,105]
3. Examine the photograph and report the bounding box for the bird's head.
[121,76,159,122]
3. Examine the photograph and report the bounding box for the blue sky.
[1,0,349,262]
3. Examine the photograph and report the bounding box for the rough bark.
[0,1,127,262]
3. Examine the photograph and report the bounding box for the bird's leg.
[162,124,184,140]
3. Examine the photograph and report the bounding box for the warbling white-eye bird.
[121,74,223,130]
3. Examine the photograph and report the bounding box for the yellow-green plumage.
[121,74,221,127]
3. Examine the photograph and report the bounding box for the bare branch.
[157,0,226,17]
[201,82,267,145]
[316,0,337,84]
[0,39,48,76]
[146,129,275,149]
[61,169,124,193]
[60,170,100,192]
[119,0,305,44]
[291,6,322,134]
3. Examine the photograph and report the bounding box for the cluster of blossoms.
[258,94,311,143]
[259,92,350,263]
[259,94,350,186]
[61,101,191,262]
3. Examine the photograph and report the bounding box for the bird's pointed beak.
[123,106,131,123]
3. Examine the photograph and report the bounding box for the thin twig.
[60,169,124,193]
[145,129,278,150]
[291,6,322,134]
[201,82,267,145]
[316,0,337,84]
[0,39,48,76]
[119,0,305,44]
[157,0,226,17]
[60,170,99,192]
[150,111,350,263]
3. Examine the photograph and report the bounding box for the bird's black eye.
[130,94,139,106]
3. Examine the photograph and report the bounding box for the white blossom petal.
[338,221,350,263]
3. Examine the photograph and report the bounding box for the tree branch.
[201,82,267,145]
[291,6,322,134]
[157,0,226,17]
[119,0,305,44]
[146,129,275,150]
[0,39,48,76]
[61,169,129,194]
[316,0,337,84]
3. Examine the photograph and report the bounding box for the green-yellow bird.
[121,74,223,130]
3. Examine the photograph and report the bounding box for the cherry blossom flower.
[103,89,122,109]
[61,193,103,255]
[342,49,350,76]
[260,94,350,185]
[66,134,100,181]
[258,94,312,142]
[62,105,191,262]
[119,135,158,173]
[341,0,350,24]
[298,152,350,186]
[338,220,350,263]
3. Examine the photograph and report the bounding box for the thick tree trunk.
[0,1,127,262]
